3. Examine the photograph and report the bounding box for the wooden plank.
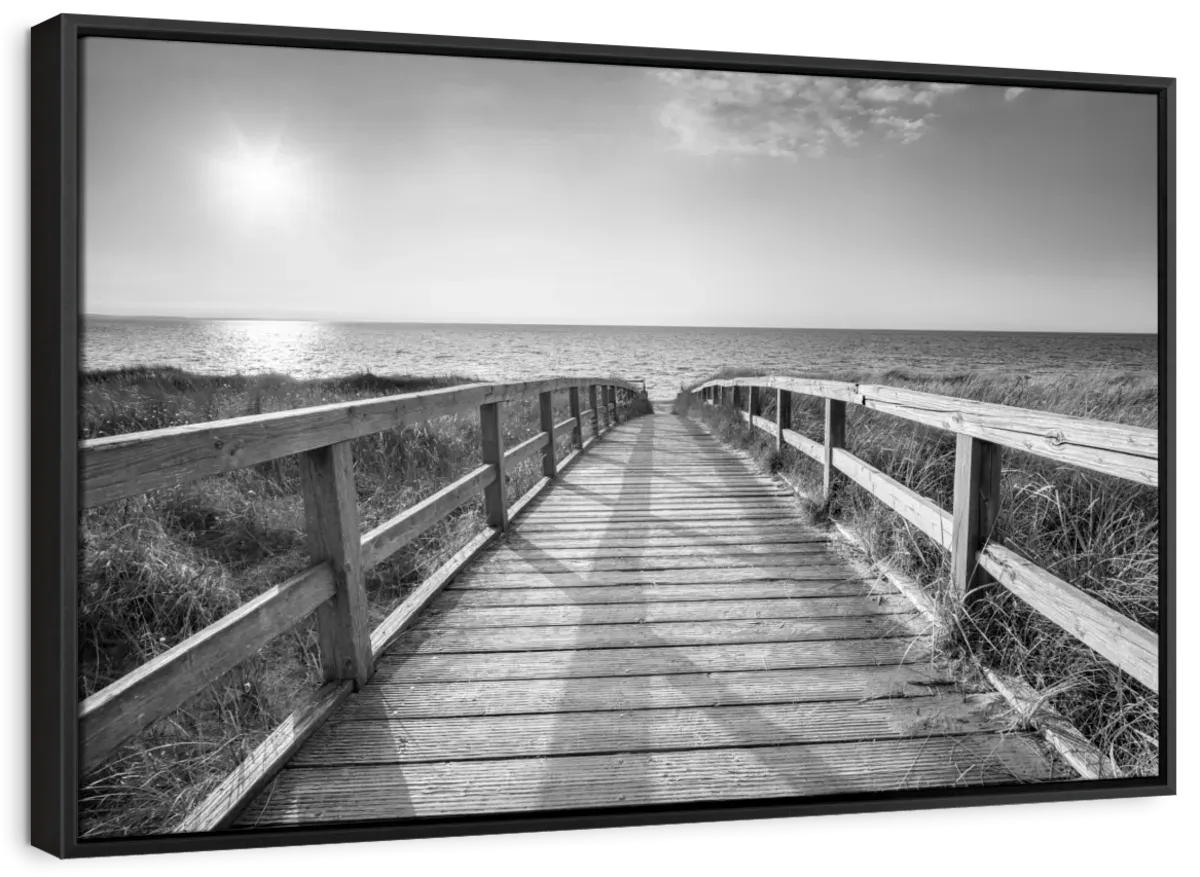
[374,638,934,681]
[859,384,1157,485]
[539,390,557,478]
[80,563,335,771]
[390,615,929,655]
[359,464,496,570]
[552,416,577,443]
[777,389,791,452]
[419,595,916,628]
[568,386,583,448]
[175,680,353,833]
[511,520,809,535]
[435,580,878,607]
[238,735,1057,826]
[832,448,953,550]
[588,385,600,437]
[451,566,861,588]
[293,694,1013,766]
[340,664,954,719]
[502,431,549,467]
[466,550,844,574]
[479,401,508,530]
[81,376,642,508]
[300,442,373,687]
[486,540,831,557]
[951,435,1001,605]
[977,544,1158,692]
[823,398,846,499]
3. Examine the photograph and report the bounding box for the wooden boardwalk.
[237,413,1062,827]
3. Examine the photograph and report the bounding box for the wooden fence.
[691,377,1159,693]
[78,377,643,828]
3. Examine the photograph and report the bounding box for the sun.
[206,130,311,226]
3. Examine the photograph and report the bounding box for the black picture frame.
[30,12,1176,859]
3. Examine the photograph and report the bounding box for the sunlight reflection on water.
[82,319,1159,401]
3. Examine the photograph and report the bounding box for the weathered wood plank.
[435,580,877,608]
[697,376,861,403]
[238,735,1058,826]
[80,564,335,771]
[374,638,934,682]
[419,595,915,628]
[486,540,831,557]
[568,386,583,448]
[859,384,1157,485]
[832,448,953,550]
[175,680,353,833]
[539,390,557,478]
[390,615,929,655]
[81,376,643,508]
[479,401,508,530]
[951,435,1001,603]
[451,565,862,588]
[824,398,846,498]
[977,544,1158,691]
[300,442,373,687]
[466,549,844,574]
[340,664,954,719]
[359,464,495,570]
[502,431,549,467]
[294,694,1013,766]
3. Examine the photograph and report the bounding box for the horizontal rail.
[360,464,497,570]
[80,563,336,770]
[503,432,550,468]
[977,544,1159,692]
[725,380,1159,695]
[553,416,578,441]
[698,377,1157,485]
[81,377,643,507]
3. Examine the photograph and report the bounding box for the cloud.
[1004,87,1028,101]
[655,70,970,159]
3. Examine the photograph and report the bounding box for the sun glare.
[206,131,311,226]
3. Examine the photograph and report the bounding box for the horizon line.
[82,313,1159,337]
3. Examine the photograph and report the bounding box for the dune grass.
[675,367,1158,778]
[78,366,651,838]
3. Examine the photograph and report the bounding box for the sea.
[82,318,1159,402]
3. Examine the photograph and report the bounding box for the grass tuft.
[78,367,652,837]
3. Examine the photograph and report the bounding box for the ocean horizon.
[82,316,1159,401]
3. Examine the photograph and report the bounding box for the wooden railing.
[691,377,1159,696]
[78,376,644,831]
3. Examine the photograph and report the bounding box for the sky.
[82,38,1159,332]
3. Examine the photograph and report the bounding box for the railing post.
[776,389,791,451]
[480,401,508,530]
[952,435,1002,609]
[588,384,601,438]
[538,389,556,478]
[610,386,620,424]
[568,385,583,449]
[299,441,373,688]
[749,385,761,425]
[823,399,846,499]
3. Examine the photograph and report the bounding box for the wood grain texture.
[479,401,508,530]
[294,694,1013,765]
[568,386,583,448]
[539,390,557,478]
[300,442,374,687]
[80,563,335,770]
[502,431,549,467]
[339,664,955,719]
[978,544,1158,691]
[81,376,643,507]
[950,435,1001,603]
[237,735,1059,826]
[832,448,953,550]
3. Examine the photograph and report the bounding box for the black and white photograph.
[29,12,1171,857]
